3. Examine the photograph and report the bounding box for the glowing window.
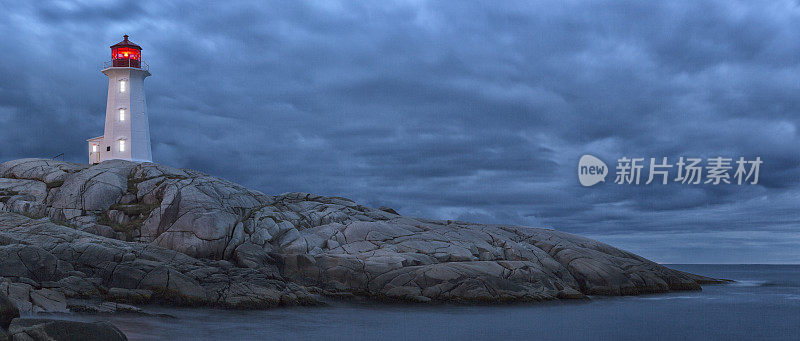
[120,80,127,93]
[92,144,98,152]
[119,108,126,121]
[119,140,126,152]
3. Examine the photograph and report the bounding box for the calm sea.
[64,264,800,340]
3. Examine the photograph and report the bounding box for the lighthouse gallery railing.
[103,59,150,71]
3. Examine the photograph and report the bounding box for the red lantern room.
[110,35,142,68]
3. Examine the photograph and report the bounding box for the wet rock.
[106,288,152,304]
[54,276,98,298]
[0,282,33,315]
[8,318,127,341]
[0,292,19,330]
[0,280,70,315]
[66,301,162,317]
[29,289,67,313]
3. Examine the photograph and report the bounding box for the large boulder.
[8,318,126,341]
[47,160,136,214]
[0,159,88,220]
[133,163,271,259]
[0,159,87,187]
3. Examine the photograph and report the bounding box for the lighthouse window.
[119,80,127,93]
[92,144,98,152]
[119,108,126,121]
[119,140,126,152]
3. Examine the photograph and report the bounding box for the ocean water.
[64,264,799,340]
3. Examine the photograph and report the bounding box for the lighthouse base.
[87,135,152,164]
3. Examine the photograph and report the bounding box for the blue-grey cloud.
[1,0,799,263]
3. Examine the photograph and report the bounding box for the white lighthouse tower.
[87,35,152,164]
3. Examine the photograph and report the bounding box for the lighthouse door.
[89,143,101,164]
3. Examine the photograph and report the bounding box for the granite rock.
[0,213,316,310]
[0,159,726,306]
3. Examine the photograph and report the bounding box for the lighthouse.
[87,35,152,164]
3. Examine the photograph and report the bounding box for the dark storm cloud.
[1,0,799,263]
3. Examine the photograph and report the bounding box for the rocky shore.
[0,158,726,339]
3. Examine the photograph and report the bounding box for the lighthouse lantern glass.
[112,47,141,68]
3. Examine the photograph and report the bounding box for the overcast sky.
[1,0,799,263]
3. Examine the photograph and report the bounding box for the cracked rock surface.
[0,158,724,310]
[0,213,315,311]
